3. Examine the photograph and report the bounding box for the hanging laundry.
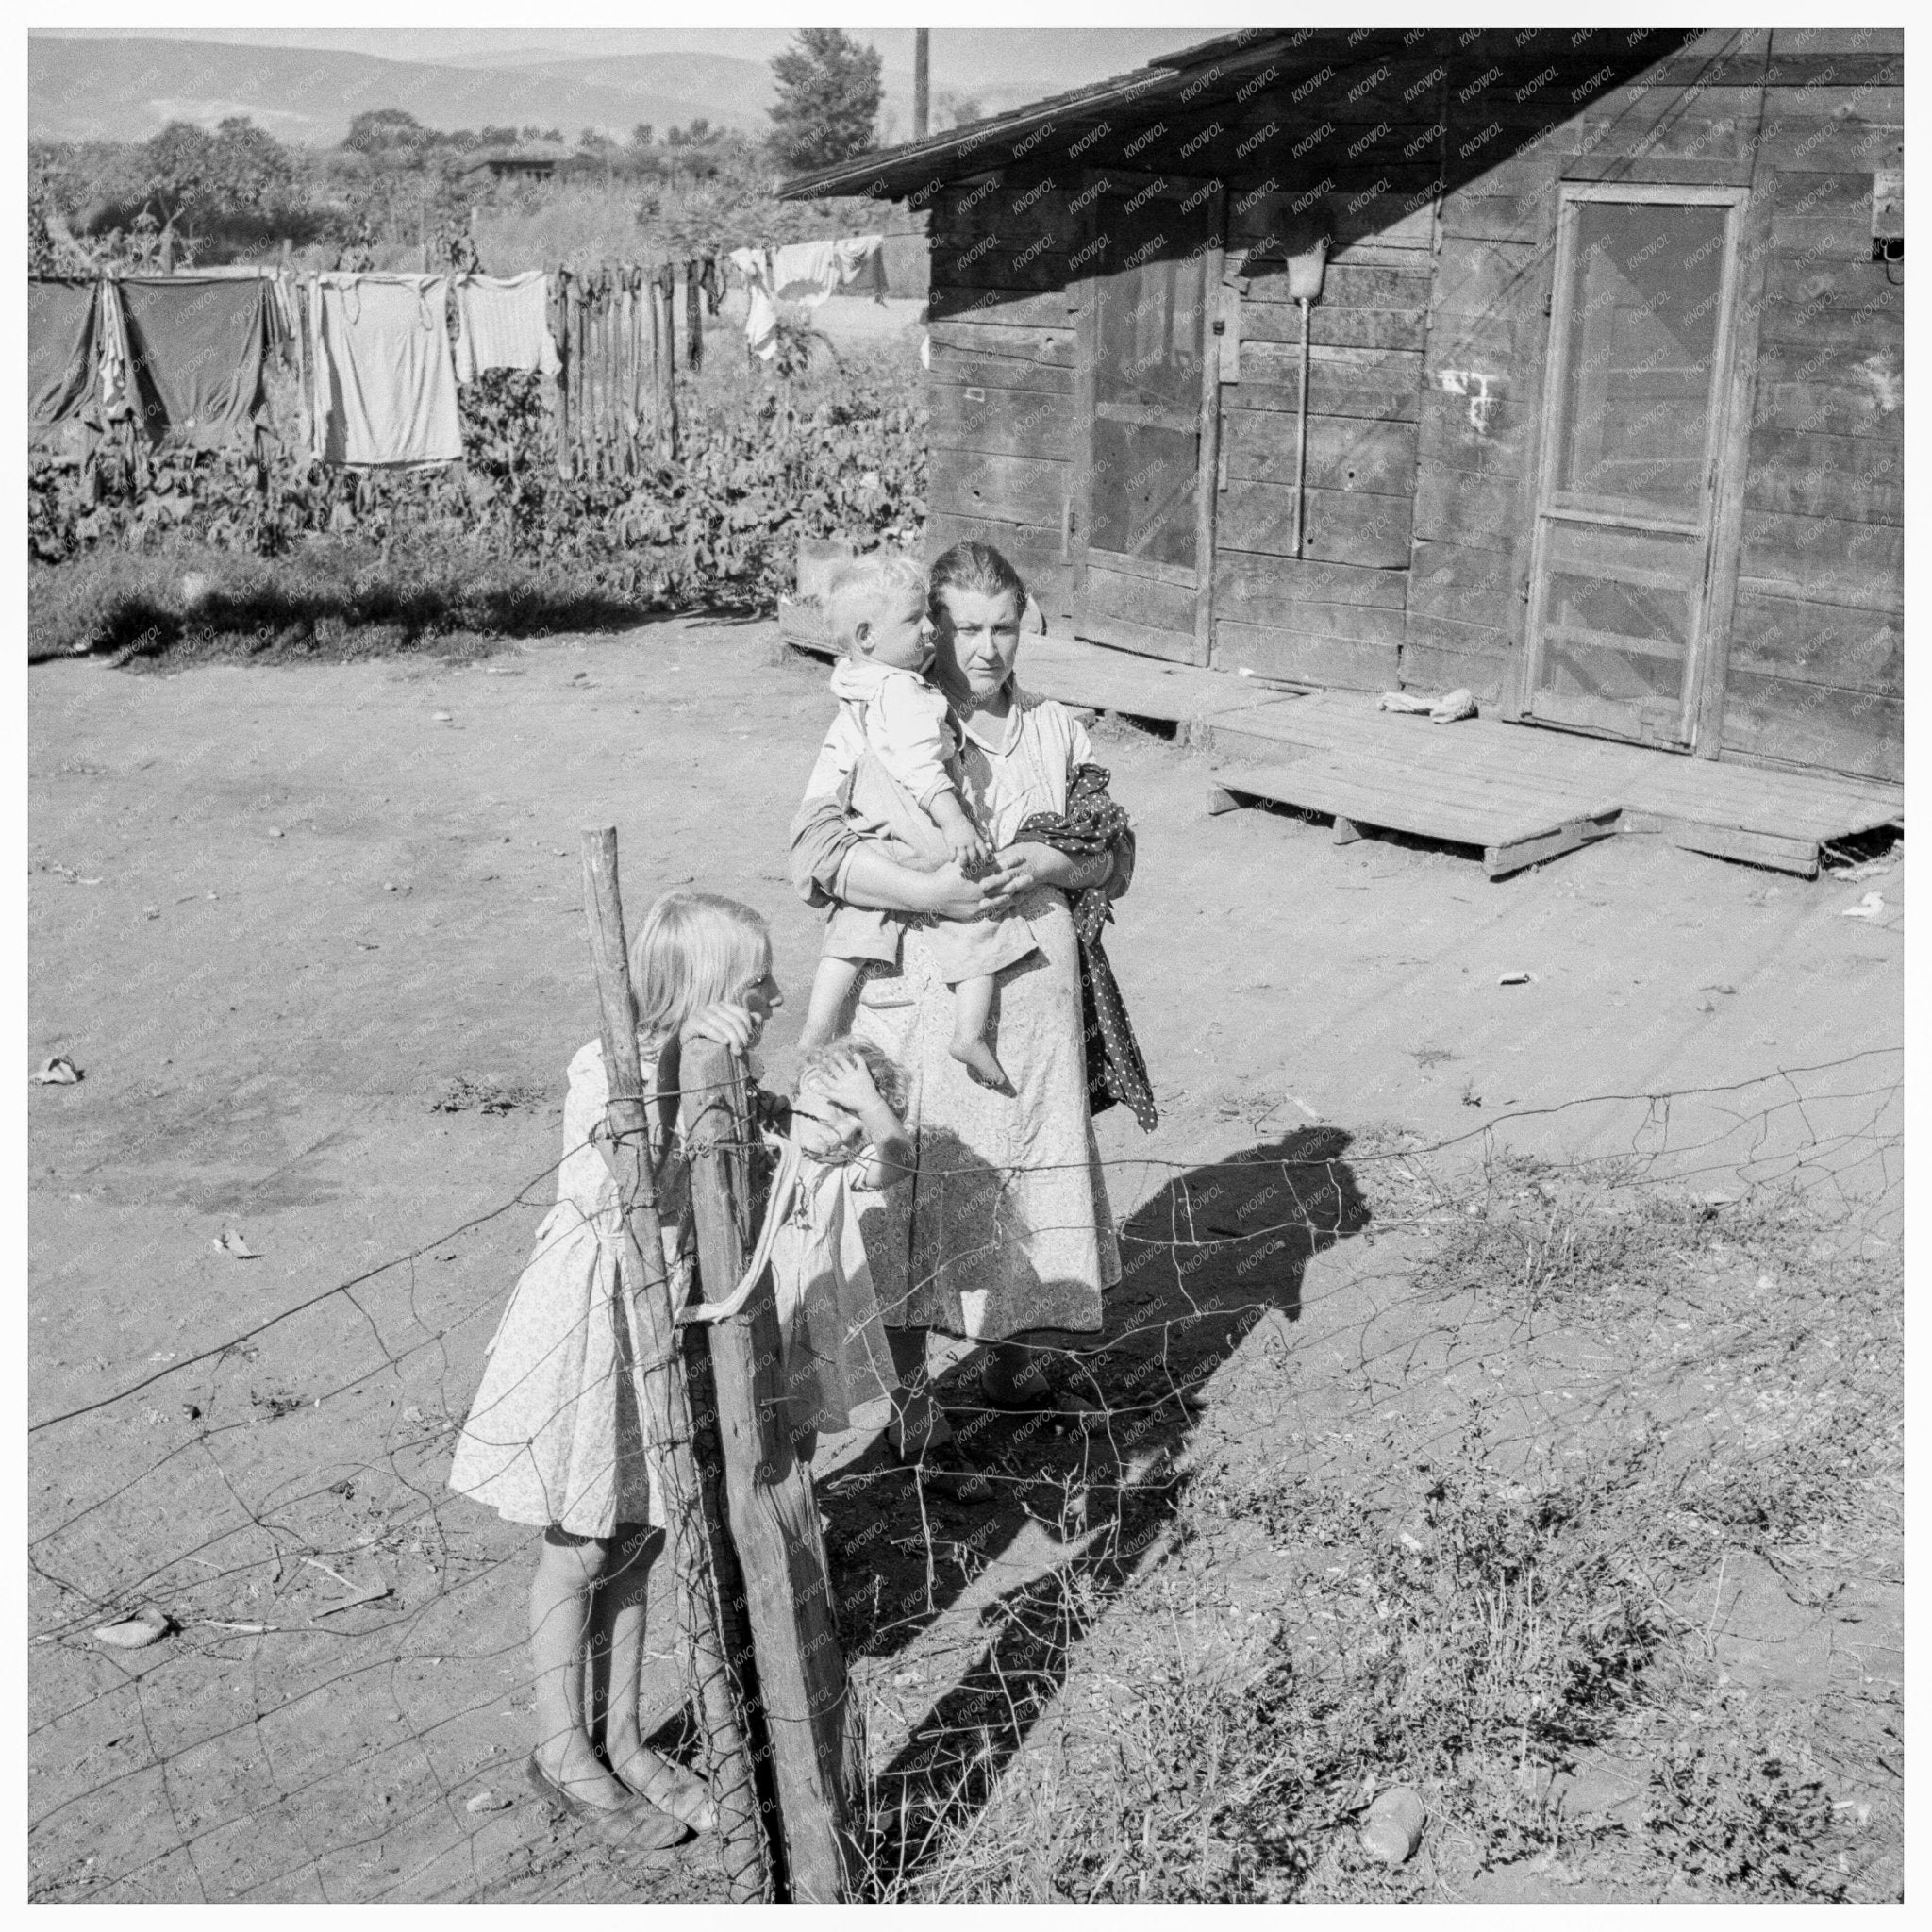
[452,271,560,384]
[771,234,887,307]
[308,274,462,467]
[116,275,275,447]
[728,246,779,361]
[683,259,703,371]
[28,279,102,432]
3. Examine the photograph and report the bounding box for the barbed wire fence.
[28,1043,1902,1903]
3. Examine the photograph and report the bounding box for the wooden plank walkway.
[777,603,1903,879]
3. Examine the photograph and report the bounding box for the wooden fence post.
[680,1037,863,1902]
[578,829,773,1901]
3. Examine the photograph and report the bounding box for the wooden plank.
[1752,378,1905,442]
[1738,512,1903,614]
[1222,410,1419,493]
[1431,237,1541,319]
[1742,430,1903,525]
[1195,192,1226,668]
[929,448,1069,528]
[923,511,1072,618]
[1217,477,1413,568]
[1620,811,1820,876]
[1769,25,1903,56]
[928,343,1073,396]
[1240,300,1427,352]
[1485,808,1620,879]
[927,283,1076,327]
[1232,375,1422,424]
[1085,563,1196,638]
[1398,641,1513,704]
[682,1038,861,1901]
[1760,263,1902,318]
[1240,262,1432,310]
[1241,341,1424,393]
[1213,618,1400,691]
[1757,299,1905,356]
[1717,672,1904,785]
[1692,90,1772,763]
[1416,386,1528,475]
[1407,540,1519,630]
[1756,116,1902,171]
[1076,607,1198,663]
[925,319,1074,366]
[929,382,1074,459]
[579,831,773,1900]
[1214,547,1411,613]
[1439,186,1556,246]
[930,242,1074,292]
[1757,84,1901,125]
[1727,590,1902,698]
[1413,467,1523,550]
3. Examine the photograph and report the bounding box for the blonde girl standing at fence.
[448,891,787,1853]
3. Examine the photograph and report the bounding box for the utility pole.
[913,28,929,142]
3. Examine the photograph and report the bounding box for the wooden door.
[1523,184,1747,746]
[1072,174,1224,664]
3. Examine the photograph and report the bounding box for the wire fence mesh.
[27,1045,1902,1902]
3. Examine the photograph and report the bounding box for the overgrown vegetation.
[849,1165,1900,1903]
[29,339,927,663]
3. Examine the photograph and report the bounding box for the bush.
[28,342,928,662]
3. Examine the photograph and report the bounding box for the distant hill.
[26,35,776,145]
[29,27,1222,149]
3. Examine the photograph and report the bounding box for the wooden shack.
[783,27,1903,788]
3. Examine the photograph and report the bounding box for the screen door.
[1073,175,1221,663]
[1524,185,1745,745]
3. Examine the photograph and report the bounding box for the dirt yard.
[27,620,1903,1902]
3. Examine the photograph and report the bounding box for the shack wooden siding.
[1209,70,1446,691]
[902,25,1902,782]
[1723,31,1904,782]
[924,174,1084,622]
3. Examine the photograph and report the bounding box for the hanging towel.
[771,234,886,307]
[116,275,275,447]
[453,271,560,384]
[27,279,102,432]
[728,246,779,361]
[309,273,463,467]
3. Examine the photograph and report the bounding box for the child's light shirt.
[764,1130,899,1435]
[828,657,957,813]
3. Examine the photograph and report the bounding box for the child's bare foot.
[609,1741,717,1832]
[950,1035,1010,1091]
[531,1737,638,1816]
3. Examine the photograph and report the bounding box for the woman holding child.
[791,541,1141,1498]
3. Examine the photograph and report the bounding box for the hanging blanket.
[117,275,275,447]
[1014,762,1158,1132]
[28,279,103,433]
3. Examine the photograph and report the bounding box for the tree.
[210,118,293,211]
[767,28,882,172]
[934,89,983,132]
[629,123,655,151]
[140,122,219,230]
[345,108,430,156]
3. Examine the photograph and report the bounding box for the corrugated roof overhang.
[778,28,1305,206]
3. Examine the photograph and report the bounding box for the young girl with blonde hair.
[448,890,781,1852]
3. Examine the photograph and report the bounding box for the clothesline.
[29,267,672,470]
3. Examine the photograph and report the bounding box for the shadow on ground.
[815,1126,1370,1887]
